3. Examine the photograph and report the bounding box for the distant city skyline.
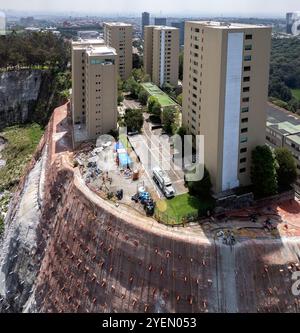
[1,0,300,18]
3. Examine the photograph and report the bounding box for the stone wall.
[0,69,59,130]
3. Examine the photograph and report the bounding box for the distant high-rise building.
[0,11,6,36]
[71,39,118,140]
[78,31,100,40]
[154,17,167,26]
[103,22,133,80]
[171,21,185,46]
[142,12,150,37]
[20,16,35,26]
[144,26,179,87]
[182,21,272,193]
[286,12,300,36]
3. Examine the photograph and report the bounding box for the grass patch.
[0,123,44,191]
[155,193,215,225]
[292,89,300,101]
[0,192,11,236]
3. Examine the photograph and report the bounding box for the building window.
[245,34,252,40]
[240,147,247,153]
[244,66,251,72]
[242,118,249,123]
[241,128,248,134]
[243,87,250,93]
[242,98,250,103]
[240,168,246,173]
[242,107,249,113]
[244,55,252,61]
[243,76,250,82]
[240,157,247,163]
[240,137,248,143]
[245,44,252,51]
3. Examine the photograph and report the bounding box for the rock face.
[0,70,57,130]
[0,105,300,313]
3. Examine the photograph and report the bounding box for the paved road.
[122,98,142,110]
[129,114,188,198]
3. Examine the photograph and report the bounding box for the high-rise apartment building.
[71,40,118,140]
[144,26,179,87]
[171,21,185,46]
[103,22,133,80]
[286,12,300,36]
[182,21,272,193]
[71,39,105,125]
[142,12,150,37]
[154,17,167,26]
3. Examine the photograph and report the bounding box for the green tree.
[177,126,187,139]
[187,167,212,199]
[151,102,162,118]
[162,82,176,99]
[288,98,300,113]
[138,89,149,106]
[162,107,176,135]
[275,147,297,192]
[131,68,147,82]
[176,93,183,106]
[124,77,140,97]
[118,92,124,105]
[124,108,144,132]
[251,145,278,198]
[133,53,142,69]
[148,96,159,113]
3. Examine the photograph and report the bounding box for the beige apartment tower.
[71,39,105,125]
[182,21,272,193]
[103,22,133,80]
[144,26,179,87]
[71,41,118,140]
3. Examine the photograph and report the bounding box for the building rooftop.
[72,38,105,49]
[266,104,300,136]
[145,25,178,31]
[86,46,117,57]
[288,133,300,146]
[141,82,179,108]
[155,26,178,31]
[187,20,270,30]
[103,22,132,27]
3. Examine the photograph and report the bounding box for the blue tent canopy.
[118,153,133,168]
[115,142,124,151]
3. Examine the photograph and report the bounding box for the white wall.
[160,30,165,87]
[221,32,244,191]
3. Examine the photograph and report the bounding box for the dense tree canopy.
[162,107,176,135]
[251,145,278,198]
[269,37,300,113]
[0,31,70,70]
[138,89,149,106]
[275,147,298,192]
[124,108,144,132]
[187,167,212,199]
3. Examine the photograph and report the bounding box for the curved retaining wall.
[32,156,300,313]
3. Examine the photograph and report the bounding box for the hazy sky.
[1,0,300,17]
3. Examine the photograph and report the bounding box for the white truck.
[152,167,175,198]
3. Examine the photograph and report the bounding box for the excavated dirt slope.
[1,104,300,313]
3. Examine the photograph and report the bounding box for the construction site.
[0,103,300,313]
